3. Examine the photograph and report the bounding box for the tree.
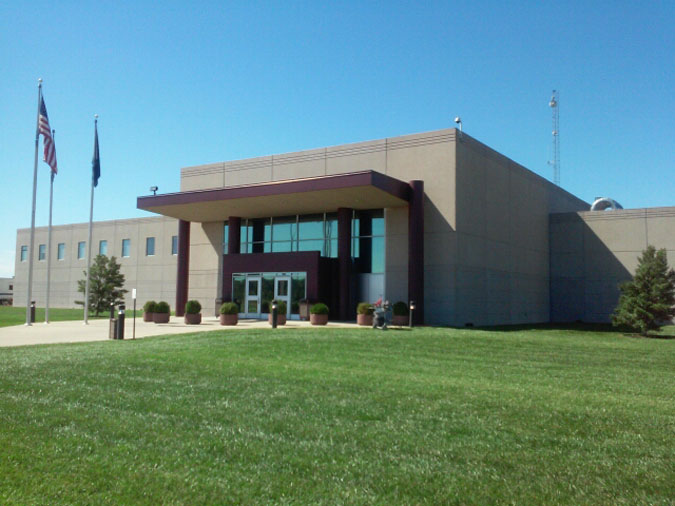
[612,246,675,335]
[77,255,128,316]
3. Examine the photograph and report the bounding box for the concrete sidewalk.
[0,317,360,348]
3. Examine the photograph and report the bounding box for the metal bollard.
[109,303,116,339]
[30,301,36,323]
[271,301,278,329]
[116,304,125,340]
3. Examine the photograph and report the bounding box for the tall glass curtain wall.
[223,210,384,273]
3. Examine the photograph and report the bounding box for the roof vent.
[590,197,624,211]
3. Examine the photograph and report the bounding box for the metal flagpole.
[84,115,98,324]
[26,79,43,326]
[45,137,55,323]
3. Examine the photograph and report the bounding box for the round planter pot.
[357,314,373,326]
[184,313,202,325]
[310,314,328,326]
[392,315,408,326]
[220,314,238,326]
[143,312,154,322]
[268,314,287,326]
[153,312,170,324]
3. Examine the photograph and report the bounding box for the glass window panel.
[57,243,65,260]
[78,241,86,259]
[38,244,46,261]
[20,246,28,262]
[263,220,272,242]
[223,222,229,254]
[277,279,289,297]
[263,242,272,253]
[351,236,360,259]
[371,236,385,274]
[172,235,178,255]
[291,273,306,315]
[232,276,245,311]
[372,216,385,236]
[324,216,337,240]
[247,279,259,296]
[272,216,296,242]
[261,276,274,313]
[298,214,324,240]
[247,300,258,313]
[99,240,107,256]
[272,241,293,253]
[298,239,324,252]
[352,217,360,238]
[146,237,155,256]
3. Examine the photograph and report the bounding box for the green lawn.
[0,306,143,327]
[0,327,673,504]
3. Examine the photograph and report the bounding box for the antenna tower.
[548,90,560,185]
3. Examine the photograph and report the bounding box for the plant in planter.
[153,301,170,324]
[310,303,329,326]
[356,302,374,326]
[184,299,202,325]
[268,300,287,326]
[392,301,409,326]
[143,300,156,322]
[219,301,239,326]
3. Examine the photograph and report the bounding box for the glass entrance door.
[245,276,261,318]
[274,276,291,317]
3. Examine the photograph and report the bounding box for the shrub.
[393,301,409,316]
[357,302,373,315]
[310,303,329,315]
[154,301,170,314]
[185,300,201,315]
[143,300,157,313]
[220,302,239,315]
[272,300,287,314]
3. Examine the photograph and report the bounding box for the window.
[20,245,27,262]
[38,244,46,261]
[57,243,65,260]
[99,240,107,256]
[146,237,155,256]
[171,235,178,255]
[352,210,385,273]
[121,239,130,258]
[9,285,12,291]
[78,241,86,259]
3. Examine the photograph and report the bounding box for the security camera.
[454,117,461,124]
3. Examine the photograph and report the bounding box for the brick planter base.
[153,313,170,324]
[310,314,328,326]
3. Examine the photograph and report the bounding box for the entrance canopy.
[137,170,411,222]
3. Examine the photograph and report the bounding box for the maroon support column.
[408,181,424,324]
[338,207,352,321]
[227,216,241,255]
[175,219,190,317]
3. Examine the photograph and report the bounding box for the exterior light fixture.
[150,186,158,196]
[409,300,416,328]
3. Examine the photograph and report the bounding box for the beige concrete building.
[550,207,675,322]
[0,277,13,305]
[14,216,177,310]
[13,128,675,325]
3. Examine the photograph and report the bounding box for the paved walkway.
[0,317,360,348]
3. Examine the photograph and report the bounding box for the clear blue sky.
[1,1,673,277]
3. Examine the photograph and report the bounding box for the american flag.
[38,96,57,174]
